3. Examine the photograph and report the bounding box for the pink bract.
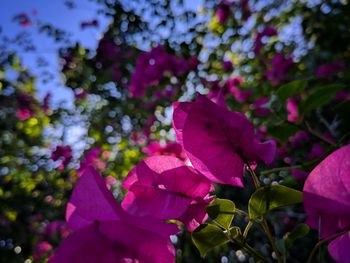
[143,141,186,160]
[173,95,276,187]
[51,145,73,170]
[49,167,177,263]
[303,144,350,262]
[122,156,214,231]
[78,147,106,175]
[286,97,299,123]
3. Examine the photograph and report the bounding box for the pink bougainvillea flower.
[307,143,325,160]
[16,93,36,120]
[223,60,233,71]
[51,145,72,170]
[129,46,195,97]
[143,141,186,160]
[173,95,276,187]
[252,97,270,117]
[44,220,70,240]
[13,13,32,27]
[226,77,253,103]
[253,26,277,54]
[33,241,52,260]
[42,92,51,114]
[122,156,214,231]
[304,144,350,262]
[291,169,308,181]
[49,167,177,263]
[78,147,106,175]
[267,53,294,85]
[286,97,299,123]
[215,1,233,24]
[316,61,345,78]
[288,131,309,148]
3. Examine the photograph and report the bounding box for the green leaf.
[248,185,303,220]
[192,224,229,257]
[285,224,310,250]
[301,84,345,113]
[276,79,308,101]
[229,226,241,239]
[207,198,235,229]
[268,123,299,142]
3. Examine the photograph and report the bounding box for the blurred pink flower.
[33,241,52,260]
[288,131,310,148]
[304,144,350,262]
[316,61,345,78]
[253,26,277,54]
[13,13,32,27]
[291,169,308,181]
[51,145,72,170]
[267,53,294,85]
[223,60,233,71]
[16,93,36,120]
[173,95,276,187]
[130,46,195,97]
[252,97,270,116]
[143,141,186,160]
[42,92,51,114]
[78,147,106,175]
[45,220,70,240]
[307,143,325,160]
[215,1,233,24]
[286,97,299,123]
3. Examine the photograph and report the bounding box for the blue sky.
[0,0,202,107]
[1,0,111,106]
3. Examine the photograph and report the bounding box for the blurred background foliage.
[1,0,350,262]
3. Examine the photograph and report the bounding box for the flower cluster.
[50,94,277,262]
[129,46,197,97]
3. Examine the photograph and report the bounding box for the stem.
[307,228,350,263]
[262,220,283,263]
[228,235,266,262]
[245,164,281,262]
[235,208,248,217]
[243,221,253,239]
[246,162,261,188]
[304,122,336,147]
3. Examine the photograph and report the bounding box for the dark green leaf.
[268,123,299,142]
[285,223,310,249]
[301,84,345,113]
[207,198,235,229]
[248,185,303,220]
[192,224,229,257]
[276,79,308,101]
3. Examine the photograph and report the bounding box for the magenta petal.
[328,233,350,263]
[173,95,276,186]
[304,144,350,237]
[181,101,245,187]
[49,221,175,263]
[122,185,192,219]
[66,167,123,230]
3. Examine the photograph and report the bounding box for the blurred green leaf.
[207,198,235,229]
[285,223,310,250]
[268,123,299,142]
[276,79,308,101]
[301,84,345,113]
